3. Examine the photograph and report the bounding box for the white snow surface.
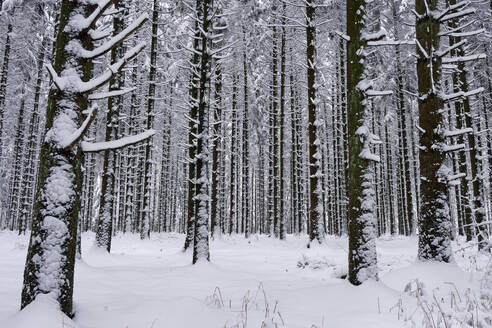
[0,232,489,328]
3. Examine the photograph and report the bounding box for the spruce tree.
[21,0,148,315]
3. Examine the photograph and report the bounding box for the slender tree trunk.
[278,1,287,240]
[140,0,159,240]
[306,0,323,245]
[242,27,250,238]
[192,0,212,264]
[0,21,12,160]
[95,0,128,251]
[229,74,238,235]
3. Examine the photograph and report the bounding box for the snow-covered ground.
[0,231,490,328]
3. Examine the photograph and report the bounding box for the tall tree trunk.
[95,0,128,251]
[140,0,159,240]
[306,0,323,245]
[192,0,212,264]
[242,27,250,238]
[18,33,46,234]
[210,15,226,238]
[184,4,203,250]
[278,1,287,240]
[8,82,27,232]
[21,0,97,315]
[229,74,238,235]
[416,0,452,262]
[0,21,12,160]
[346,0,379,285]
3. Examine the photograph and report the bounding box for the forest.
[0,0,491,327]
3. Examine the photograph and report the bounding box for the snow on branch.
[367,40,416,46]
[361,30,386,42]
[335,30,350,41]
[440,8,475,22]
[210,40,239,57]
[46,42,146,93]
[59,104,98,149]
[434,0,470,20]
[448,172,466,180]
[444,128,473,137]
[441,143,465,152]
[359,149,380,162]
[88,26,114,41]
[356,80,392,97]
[441,87,484,101]
[366,90,393,97]
[442,53,486,64]
[68,0,113,32]
[436,40,466,57]
[438,20,475,36]
[447,172,466,185]
[74,14,148,59]
[445,29,484,38]
[356,125,381,162]
[78,42,146,93]
[89,87,137,100]
[45,63,66,90]
[81,129,156,152]
[416,40,429,59]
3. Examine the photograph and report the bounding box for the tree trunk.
[306,0,323,245]
[416,0,452,262]
[192,0,212,264]
[346,0,379,285]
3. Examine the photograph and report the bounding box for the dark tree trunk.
[416,0,452,262]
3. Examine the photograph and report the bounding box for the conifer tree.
[21,0,149,315]
[346,0,384,285]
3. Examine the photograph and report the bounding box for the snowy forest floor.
[0,232,490,328]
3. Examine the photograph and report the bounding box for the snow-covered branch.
[367,40,415,46]
[59,104,98,149]
[81,129,156,152]
[366,90,393,97]
[78,42,146,93]
[441,143,465,152]
[68,0,113,32]
[436,40,466,57]
[441,87,484,101]
[444,128,473,137]
[440,8,475,22]
[442,53,486,64]
[89,87,137,100]
[434,0,469,21]
[88,26,113,41]
[74,14,148,59]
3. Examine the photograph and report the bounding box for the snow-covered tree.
[21,0,150,315]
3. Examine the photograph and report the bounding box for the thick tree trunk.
[346,0,379,285]
[416,0,452,262]
[21,0,96,315]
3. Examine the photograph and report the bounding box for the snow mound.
[0,294,76,328]
[382,260,475,292]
